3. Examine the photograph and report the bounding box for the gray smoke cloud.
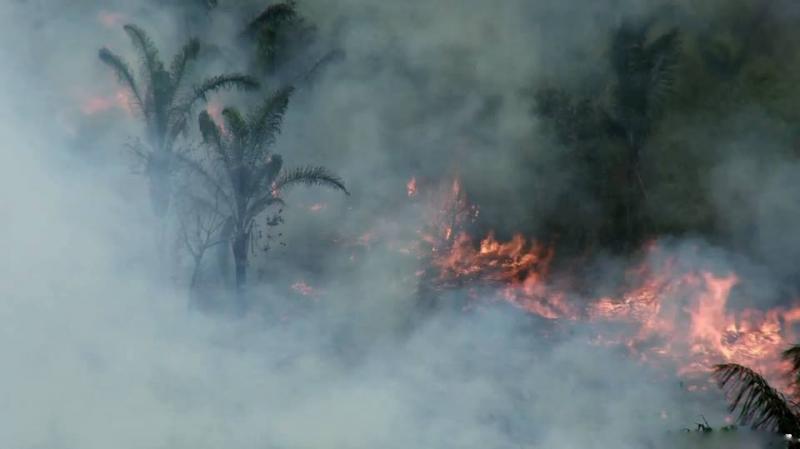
[1,0,793,448]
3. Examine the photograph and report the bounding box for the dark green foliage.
[241,1,329,79]
[99,23,259,218]
[249,86,293,149]
[244,1,299,38]
[532,18,683,252]
[608,21,682,247]
[244,1,305,72]
[169,39,201,91]
[535,88,608,148]
[609,22,681,147]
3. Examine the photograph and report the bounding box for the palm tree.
[99,23,259,219]
[240,1,343,84]
[241,1,311,76]
[607,20,681,247]
[713,345,800,447]
[183,87,348,309]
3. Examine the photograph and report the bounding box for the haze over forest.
[4,1,800,448]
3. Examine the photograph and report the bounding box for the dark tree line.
[530,2,800,262]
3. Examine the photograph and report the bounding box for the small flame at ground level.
[291,281,320,299]
[407,177,417,198]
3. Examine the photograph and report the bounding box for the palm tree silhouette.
[183,87,348,310]
[714,345,800,447]
[99,23,259,218]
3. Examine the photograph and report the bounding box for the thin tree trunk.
[624,139,645,250]
[231,231,250,314]
[187,253,203,310]
[148,150,172,219]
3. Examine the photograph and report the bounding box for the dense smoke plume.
[3,0,800,448]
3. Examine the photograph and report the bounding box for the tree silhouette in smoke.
[99,23,258,219]
[534,19,681,252]
[241,0,344,84]
[182,86,348,310]
[608,19,681,248]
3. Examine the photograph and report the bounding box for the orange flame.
[309,203,327,212]
[419,177,800,390]
[80,89,133,116]
[291,281,320,299]
[97,11,125,28]
[407,177,418,198]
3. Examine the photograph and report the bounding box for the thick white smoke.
[0,1,788,448]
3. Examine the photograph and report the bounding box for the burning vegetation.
[410,176,800,393]
[31,0,800,446]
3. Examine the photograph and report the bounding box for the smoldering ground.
[2,0,800,448]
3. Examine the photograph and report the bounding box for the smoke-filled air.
[6,0,800,448]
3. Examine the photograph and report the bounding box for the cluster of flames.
[412,176,800,390]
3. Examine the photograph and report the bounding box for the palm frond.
[198,110,226,154]
[646,28,681,111]
[198,110,238,191]
[186,74,259,109]
[610,21,647,77]
[222,107,249,147]
[249,87,293,150]
[274,166,349,195]
[123,24,164,80]
[243,1,299,38]
[713,363,800,435]
[169,38,201,95]
[166,114,189,147]
[98,47,143,111]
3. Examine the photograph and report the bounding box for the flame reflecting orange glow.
[97,10,125,28]
[81,89,133,116]
[206,102,225,131]
[407,177,418,198]
[291,281,320,299]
